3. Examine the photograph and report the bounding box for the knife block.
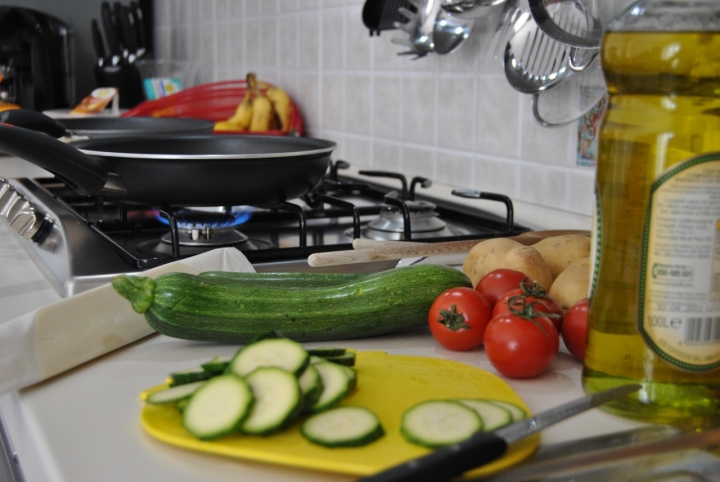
[95,62,145,108]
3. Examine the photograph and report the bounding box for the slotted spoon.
[503,9,575,93]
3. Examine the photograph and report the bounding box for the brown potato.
[463,238,522,287]
[549,257,591,311]
[498,245,553,291]
[533,235,592,279]
[462,238,553,290]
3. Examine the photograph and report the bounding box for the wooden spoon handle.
[308,230,590,267]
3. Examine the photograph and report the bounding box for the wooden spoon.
[307,229,590,267]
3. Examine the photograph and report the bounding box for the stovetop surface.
[3,169,529,296]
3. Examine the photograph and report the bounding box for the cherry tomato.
[428,287,492,351]
[484,312,559,378]
[562,298,589,362]
[475,269,534,308]
[492,287,563,333]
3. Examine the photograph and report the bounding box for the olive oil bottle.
[583,0,720,429]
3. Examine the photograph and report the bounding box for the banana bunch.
[214,73,293,133]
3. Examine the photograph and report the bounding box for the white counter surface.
[0,158,652,482]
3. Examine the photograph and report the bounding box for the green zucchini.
[169,367,212,386]
[301,407,384,447]
[401,400,482,448]
[307,347,347,357]
[112,265,471,343]
[146,381,206,405]
[199,271,366,288]
[323,352,356,367]
[182,374,254,440]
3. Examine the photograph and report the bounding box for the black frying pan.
[1,110,215,137]
[0,112,335,207]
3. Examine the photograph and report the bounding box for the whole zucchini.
[112,265,471,343]
[199,271,365,289]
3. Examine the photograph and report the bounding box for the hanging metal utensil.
[441,0,507,19]
[531,50,606,127]
[432,6,476,54]
[527,0,602,49]
[503,9,575,93]
[392,0,441,58]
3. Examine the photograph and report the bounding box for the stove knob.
[5,197,30,223]
[9,208,48,241]
[0,186,20,219]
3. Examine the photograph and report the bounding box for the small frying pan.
[0,112,335,207]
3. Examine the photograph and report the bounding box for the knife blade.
[356,384,641,482]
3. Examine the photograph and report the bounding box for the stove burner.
[156,207,254,247]
[156,207,253,229]
[347,200,457,241]
[160,228,248,247]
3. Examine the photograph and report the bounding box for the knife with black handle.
[357,384,641,482]
[91,19,106,65]
[129,1,146,57]
[116,4,139,61]
[112,2,129,55]
[101,2,122,61]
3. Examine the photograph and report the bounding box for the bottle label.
[639,153,720,371]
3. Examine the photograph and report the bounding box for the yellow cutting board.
[140,351,539,478]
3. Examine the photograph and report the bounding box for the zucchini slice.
[146,381,206,405]
[298,365,324,411]
[229,338,309,377]
[301,406,384,447]
[169,367,212,386]
[488,400,527,422]
[456,399,512,431]
[241,367,302,435]
[312,361,354,413]
[307,347,347,357]
[341,366,357,392]
[401,400,482,448]
[201,355,229,375]
[324,352,356,367]
[182,374,254,440]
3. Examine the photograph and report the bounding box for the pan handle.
[0,110,68,138]
[0,124,111,196]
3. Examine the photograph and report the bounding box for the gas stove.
[0,161,528,297]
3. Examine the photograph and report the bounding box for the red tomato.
[492,288,563,333]
[562,298,589,362]
[484,312,559,378]
[428,287,493,351]
[475,269,534,307]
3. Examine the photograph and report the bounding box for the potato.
[463,238,522,287]
[532,235,591,279]
[463,238,553,290]
[497,245,554,291]
[549,257,591,311]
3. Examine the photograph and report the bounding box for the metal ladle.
[433,7,476,54]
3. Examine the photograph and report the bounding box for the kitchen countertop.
[0,157,653,482]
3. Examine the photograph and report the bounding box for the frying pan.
[0,112,335,207]
[1,110,214,138]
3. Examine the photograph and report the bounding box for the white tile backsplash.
[153,0,601,216]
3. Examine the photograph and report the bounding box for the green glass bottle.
[583,0,720,429]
